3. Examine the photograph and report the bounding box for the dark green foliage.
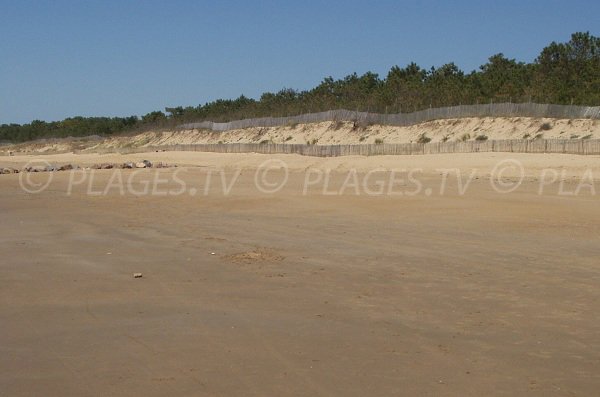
[0,116,139,143]
[534,32,600,104]
[2,32,599,143]
[475,135,489,141]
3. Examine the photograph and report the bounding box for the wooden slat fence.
[179,103,600,132]
[93,139,600,157]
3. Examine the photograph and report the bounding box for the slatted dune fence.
[179,103,600,132]
[99,139,600,157]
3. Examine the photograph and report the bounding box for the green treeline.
[2,32,599,143]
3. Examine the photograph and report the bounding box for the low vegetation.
[330,120,344,130]
[417,133,432,144]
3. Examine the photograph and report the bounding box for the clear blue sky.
[1,0,598,124]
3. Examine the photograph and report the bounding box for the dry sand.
[1,152,600,396]
[3,117,599,155]
[3,151,600,180]
[79,118,600,147]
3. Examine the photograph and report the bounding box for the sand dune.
[3,117,599,155]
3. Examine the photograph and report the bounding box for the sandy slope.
[92,117,600,147]
[2,117,599,155]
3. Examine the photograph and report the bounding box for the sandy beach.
[1,151,599,396]
[3,151,600,178]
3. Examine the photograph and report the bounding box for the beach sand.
[1,152,599,396]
